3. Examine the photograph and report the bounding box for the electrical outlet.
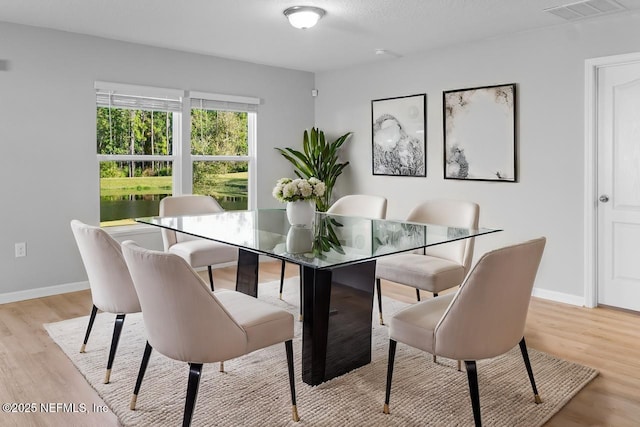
[15,242,26,258]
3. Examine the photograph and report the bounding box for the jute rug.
[45,278,597,426]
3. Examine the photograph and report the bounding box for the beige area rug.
[45,278,597,426]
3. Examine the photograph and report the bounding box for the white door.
[597,60,640,311]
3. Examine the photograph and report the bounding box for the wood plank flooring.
[1,261,639,426]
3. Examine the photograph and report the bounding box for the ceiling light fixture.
[283,6,326,29]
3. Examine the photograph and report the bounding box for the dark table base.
[235,249,259,297]
[235,249,376,386]
[301,261,376,386]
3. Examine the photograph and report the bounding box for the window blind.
[190,98,258,113]
[189,90,260,113]
[96,91,183,112]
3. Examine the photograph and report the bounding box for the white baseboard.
[532,287,585,307]
[0,281,90,305]
[5,267,578,307]
[1,258,280,305]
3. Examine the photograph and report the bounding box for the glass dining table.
[137,209,500,386]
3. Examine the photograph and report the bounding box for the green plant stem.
[275,127,352,212]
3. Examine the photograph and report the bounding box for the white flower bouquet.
[272,177,326,203]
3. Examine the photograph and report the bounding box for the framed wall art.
[443,83,517,182]
[371,93,426,177]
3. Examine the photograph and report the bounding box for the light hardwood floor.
[1,261,639,426]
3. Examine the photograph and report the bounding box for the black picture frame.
[371,93,426,177]
[443,83,517,182]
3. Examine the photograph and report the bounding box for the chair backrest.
[121,241,247,363]
[327,195,388,219]
[159,195,225,250]
[70,220,140,314]
[407,199,479,272]
[434,237,546,360]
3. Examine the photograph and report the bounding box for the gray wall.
[4,12,640,303]
[314,12,640,302]
[0,22,314,296]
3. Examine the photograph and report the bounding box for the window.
[96,83,257,226]
[190,94,256,211]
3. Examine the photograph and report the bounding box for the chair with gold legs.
[160,195,238,292]
[122,241,300,426]
[376,199,479,326]
[70,220,141,384]
[383,237,546,427]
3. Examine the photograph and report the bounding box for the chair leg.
[285,340,300,422]
[207,266,215,292]
[104,314,126,384]
[183,363,203,427]
[376,278,384,325]
[465,361,482,427]
[519,337,542,404]
[383,339,397,414]
[130,341,153,410]
[429,290,440,365]
[80,305,98,353]
[279,260,286,299]
[415,288,421,301]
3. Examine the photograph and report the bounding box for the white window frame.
[188,90,259,209]
[96,81,183,199]
[95,82,259,224]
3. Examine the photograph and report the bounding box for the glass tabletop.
[137,209,501,269]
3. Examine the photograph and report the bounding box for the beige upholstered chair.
[383,237,546,427]
[70,220,141,384]
[326,194,388,218]
[160,195,238,291]
[375,199,479,325]
[121,241,299,426]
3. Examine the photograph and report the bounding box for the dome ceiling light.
[283,6,326,29]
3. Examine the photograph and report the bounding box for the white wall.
[314,12,640,303]
[0,22,314,297]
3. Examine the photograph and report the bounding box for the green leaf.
[275,127,352,212]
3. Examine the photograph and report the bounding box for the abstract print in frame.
[372,94,426,177]
[443,83,516,182]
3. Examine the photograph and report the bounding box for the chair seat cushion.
[389,293,455,354]
[214,290,294,354]
[169,239,238,269]
[376,253,465,293]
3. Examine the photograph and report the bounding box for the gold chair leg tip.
[279,293,283,300]
[219,361,225,373]
[103,369,111,384]
[379,314,384,325]
[80,344,86,353]
[129,395,137,410]
[292,405,300,422]
[383,403,390,414]
[299,314,303,322]
[535,394,542,404]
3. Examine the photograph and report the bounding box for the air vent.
[544,0,626,21]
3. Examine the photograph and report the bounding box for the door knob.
[599,195,609,203]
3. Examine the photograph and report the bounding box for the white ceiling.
[1,0,640,72]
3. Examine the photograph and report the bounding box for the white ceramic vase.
[286,200,315,226]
